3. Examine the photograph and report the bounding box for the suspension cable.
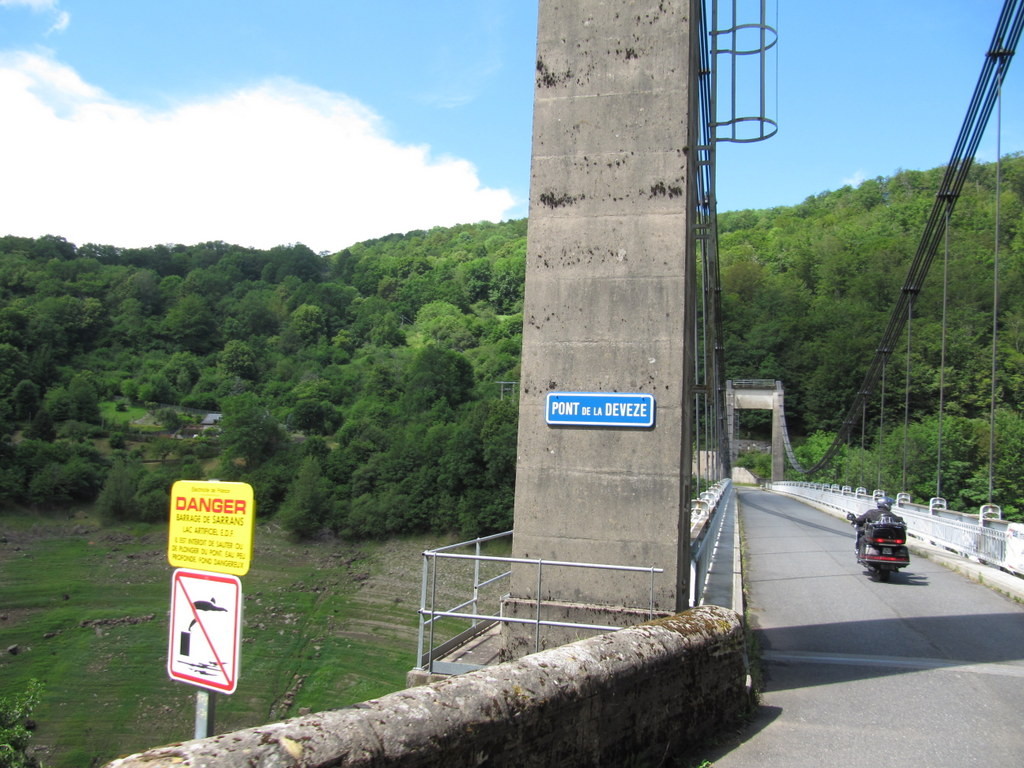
[794,0,1023,474]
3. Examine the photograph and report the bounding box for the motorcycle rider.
[854,497,894,553]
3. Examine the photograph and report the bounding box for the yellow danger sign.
[168,481,255,576]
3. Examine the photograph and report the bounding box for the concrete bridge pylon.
[725,380,785,483]
[502,0,700,659]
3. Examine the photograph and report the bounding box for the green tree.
[289,399,338,436]
[136,374,174,405]
[67,372,101,423]
[218,393,286,469]
[285,304,328,347]
[162,352,202,395]
[789,431,845,482]
[0,344,27,398]
[368,312,404,348]
[24,409,55,442]
[134,467,176,522]
[9,380,40,421]
[456,257,491,304]
[0,679,42,768]
[23,446,103,506]
[489,252,526,313]
[736,449,772,481]
[278,455,332,538]
[226,288,281,338]
[219,340,259,381]
[95,457,140,521]
[161,294,218,354]
[480,397,519,491]
[41,386,73,421]
[402,346,474,413]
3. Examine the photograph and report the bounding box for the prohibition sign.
[167,568,242,694]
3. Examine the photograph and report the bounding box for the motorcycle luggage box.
[867,518,907,545]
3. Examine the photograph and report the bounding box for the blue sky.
[0,1,1020,253]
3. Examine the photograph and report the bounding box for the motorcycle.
[846,510,910,582]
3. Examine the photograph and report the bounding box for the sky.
[0,0,1021,254]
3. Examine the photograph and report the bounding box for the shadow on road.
[699,705,783,763]
[741,495,853,538]
[853,568,930,586]
[756,611,1024,691]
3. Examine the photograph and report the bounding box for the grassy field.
[0,508,478,767]
[97,401,155,430]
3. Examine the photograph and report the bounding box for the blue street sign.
[545,392,656,428]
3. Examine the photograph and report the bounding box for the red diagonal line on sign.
[176,573,233,688]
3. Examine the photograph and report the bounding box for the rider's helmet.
[877,498,893,512]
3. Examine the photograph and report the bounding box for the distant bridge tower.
[503,0,701,658]
[725,380,785,482]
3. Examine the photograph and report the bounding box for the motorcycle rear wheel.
[868,566,891,582]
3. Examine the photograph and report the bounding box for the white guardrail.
[767,481,1024,577]
[689,480,735,606]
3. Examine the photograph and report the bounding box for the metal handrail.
[415,479,736,674]
[730,379,776,388]
[768,481,1019,574]
[690,480,735,606]
[416,539,665,674]
[415,483,737,675]
[423,610,628,634]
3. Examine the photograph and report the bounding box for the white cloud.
[47,9,69,34]
[0,0,59,9]
[0,0,69,33]
[0,52,516,253]
[842,170,866,188]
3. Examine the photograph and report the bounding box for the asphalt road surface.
[708,488,1024,768]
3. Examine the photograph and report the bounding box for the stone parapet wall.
[106,605,748,768]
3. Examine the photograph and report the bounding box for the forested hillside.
[720,153,1024,518]
[0,220,526,537]
[1,155,1022,529]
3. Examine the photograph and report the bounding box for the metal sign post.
[194,690,216,739]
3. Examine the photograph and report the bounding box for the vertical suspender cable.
[860,399,867,489]
[703,242,713,488]
[902,296,913,491]
[877,361,886,489]
[694,257,705,492]
[936,207,950,499]
[987,59,1005,504]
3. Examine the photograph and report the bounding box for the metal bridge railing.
[899,507,1008,564]
[730,379,777,389]
[415,539,663,675]
[767,481,1022,575]
[690,480,736,606]
[414,479,736,675]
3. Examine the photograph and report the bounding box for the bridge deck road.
[708,488,1024,768]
